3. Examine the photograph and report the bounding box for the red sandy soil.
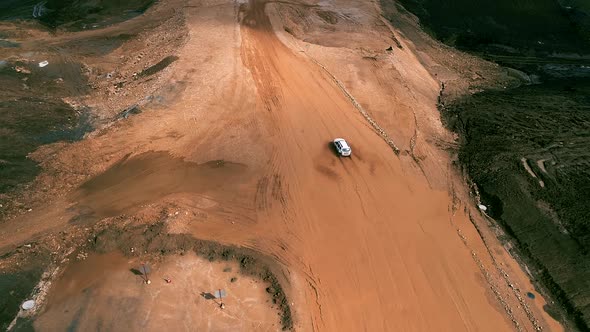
[34,252,282,331]
[0,0,565,331]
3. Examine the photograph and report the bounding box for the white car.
[333,138,352,157]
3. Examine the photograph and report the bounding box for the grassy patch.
[443,79,590,330]
[0,251,48,331]
[391,0,590,54]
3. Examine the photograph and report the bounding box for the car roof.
[334,138,350,149]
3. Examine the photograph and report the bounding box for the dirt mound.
[90,221,293,329]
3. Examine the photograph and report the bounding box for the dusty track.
[235,0,513,330]
[0,0,564,330]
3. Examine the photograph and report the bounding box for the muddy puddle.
[42,252,129,308]
[71,152,249,221]
[32,252,135,332]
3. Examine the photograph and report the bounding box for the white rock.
[22,300,35,310]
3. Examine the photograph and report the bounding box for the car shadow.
[327,141,341,157]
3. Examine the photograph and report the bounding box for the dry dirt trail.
[228,0,515,330]
[0,0,563,330]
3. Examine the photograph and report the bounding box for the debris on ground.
[15,66,31,74]
[21,300,35,311]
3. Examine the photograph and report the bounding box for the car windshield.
[343,147,350,152]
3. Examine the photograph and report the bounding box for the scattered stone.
[21,300,35,310]
[14,66,31,74]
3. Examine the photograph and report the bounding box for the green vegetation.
[0,61,90,196]
[0,0,155,31]
[396,0,590,54]
[385,0,590,328]
[443,80,590,330]
[0,253,47,331]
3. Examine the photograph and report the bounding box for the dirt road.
[229,0,512,330]
[0,0,563,330]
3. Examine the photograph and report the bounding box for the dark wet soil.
[58,33,136,57]
[71,152,249,222]
[10,318,34,332]
[443,79,590,331]
[0,60,92,195]
[0,0,155,31]
[0,252,48,331]
[393,0,590,55]
[388,0,590,329]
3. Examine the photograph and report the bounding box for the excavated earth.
[0,0,569,331]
